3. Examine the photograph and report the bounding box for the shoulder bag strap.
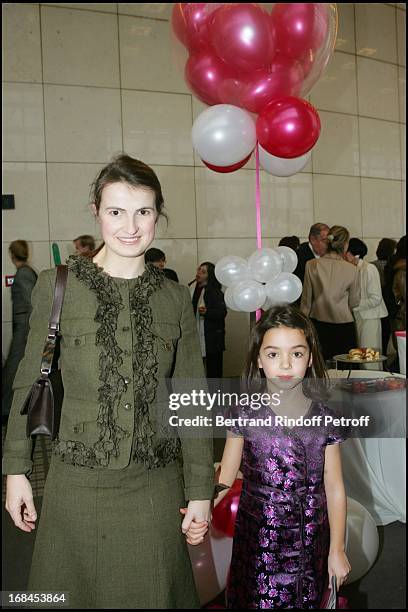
[40,265,68,375]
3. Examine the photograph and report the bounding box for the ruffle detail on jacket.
[129,266,181,468]
[55,255,182,469]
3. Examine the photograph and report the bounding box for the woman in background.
[346,238,388,369]
[301,226,360,363]
[2,240,37,425]
[191,262,227,379]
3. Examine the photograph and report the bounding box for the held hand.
[5,475,37,533]
[179,500,211,545]
[328,550,351,590]
[198,306,207,315]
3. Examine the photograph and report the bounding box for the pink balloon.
[256,96,321,159]
[239,56,304,114]
[210,4,276,74]
[171,3,211,52]
[185,50,236,106]
[272,3,325,60]
[203,153,252,173]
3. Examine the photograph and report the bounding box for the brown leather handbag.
[20,265,68,440]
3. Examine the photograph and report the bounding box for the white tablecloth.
[328,369,406,525]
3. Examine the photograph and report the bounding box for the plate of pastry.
[333,348,387,364]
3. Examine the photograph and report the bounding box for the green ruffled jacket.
[3,256,214,501]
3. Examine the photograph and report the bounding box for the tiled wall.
[2,3,406,375]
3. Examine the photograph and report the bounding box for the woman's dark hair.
[348,238,368,259]
[200,261,221,290]
[9,240,29,262]
[145,248,166,263]
[89,154,167,257]
[278,236,300,251]
[395,235,406,259]
[243,305,328,399]
[376,238,396,261]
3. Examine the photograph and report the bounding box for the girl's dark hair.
[89,154,167,257]
[348,237,368,259]
[243,305,328,400]
[200,261,222,290]
[376,238,396,261]
[9,240,29,262]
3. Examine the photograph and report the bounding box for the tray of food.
[333,348,387,364]
[337,377,406,394]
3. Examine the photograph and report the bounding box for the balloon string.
[255,142,262,322]
[255,142,262,251]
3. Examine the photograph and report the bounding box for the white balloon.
[248,248,282,283]
[192,104,256,167]
[265,273,303,304]
[215,256,250,287]
[224,286,240,311]
[259,144,311,177]
[276,245,298,273]
[233,280,266,312]
[345,497,379,583]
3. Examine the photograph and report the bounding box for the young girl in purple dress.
[214,305,351,609]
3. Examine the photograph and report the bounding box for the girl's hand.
[5,475,37,532]
[179,500,211,545]
[328,550,351,590]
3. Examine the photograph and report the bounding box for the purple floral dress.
[226,402,347,609]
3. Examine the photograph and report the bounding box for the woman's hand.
[179,500,211,545]
[198,306,207,315]
[328,550,351,590]
[5,475,37,532]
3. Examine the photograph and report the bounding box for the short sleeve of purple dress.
[226,401,348,609]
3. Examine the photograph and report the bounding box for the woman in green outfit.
[3,155,214,609]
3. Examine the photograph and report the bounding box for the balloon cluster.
[172,3,337,176]
[215,246,302,312]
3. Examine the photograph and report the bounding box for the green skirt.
[28,455,200,609]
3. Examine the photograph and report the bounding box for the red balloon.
[203,153,252,173]
[172,3,211,52]
[239,56,304,115]
[185,50,237,106]
[210,4,276,74]
[272,3,325,61]
[256,96,321,159]
[211,479,243,537]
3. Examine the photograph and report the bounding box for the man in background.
[294,223,330,285]
[145,247,179,282]
[73,234,95,256]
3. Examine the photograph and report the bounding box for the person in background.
[371,238,397,356]
[294,223,330,285]
[346,238,388,370]
[145,247,179,282]
[278,235,300,252]
[73,234,95,256]
[384,236,406,367]
[301,226,360,363]
[371,238,397,289]
[2,241,38,425]
[190,262,227,378]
